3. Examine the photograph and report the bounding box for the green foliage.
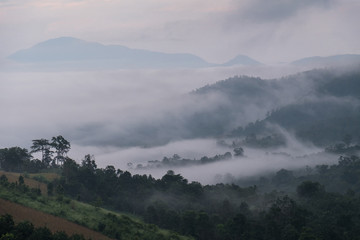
[0,147,31,172]
[0,214,14,236]
[30,139,53,167]
[32,175,49,183]
[51,136,71,166]
[0,233,15,240]
[3,133,360,240]
[297,181,323,198]
[0,178,192,240]
[13,221,34,240]
[18,176,24,185]
[47,182,54,196]
[3,151,360,240]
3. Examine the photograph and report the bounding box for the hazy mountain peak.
[35,36,89,45]
[222,54,262,66]
[32,36,106,50]
[7,36,212,68]
[8,37,115,62]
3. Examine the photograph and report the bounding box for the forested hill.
[186,68,360,147]
[228,69,360,146]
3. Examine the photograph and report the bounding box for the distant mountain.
[7,37,263,70]
[7,37,213,69]
[221,54,262,66]
[291,54,360,67]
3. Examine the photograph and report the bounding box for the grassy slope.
[0,171,193,240]
[0,170,52,195]
[0,198,111,240]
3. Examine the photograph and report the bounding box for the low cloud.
[1,65,348,184]
[0,65,314,149]
[77,134,338,185]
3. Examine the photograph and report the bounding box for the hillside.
[183,68,359,146]
[0,173,193,240]
[0,170,59,196]
[0,199,111,240]
[228,69,360,146]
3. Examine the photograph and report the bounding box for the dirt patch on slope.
[0,198,111,240]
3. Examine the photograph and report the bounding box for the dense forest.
[1,133,360,239]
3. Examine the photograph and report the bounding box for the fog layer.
[0,65,345,184]
[71,136,338,185]
[0,65,313,148]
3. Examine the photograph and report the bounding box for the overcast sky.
[1,0,360,64]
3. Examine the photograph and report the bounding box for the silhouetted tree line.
[30,136,71,166]
[0,136,70,172]
[135,151,234,169]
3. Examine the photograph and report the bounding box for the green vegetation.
[2,133,360,239]
[0,174,192,240]
[48,152,360,240]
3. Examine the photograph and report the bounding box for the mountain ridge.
[291,54,360,67]
[8,37,261,69]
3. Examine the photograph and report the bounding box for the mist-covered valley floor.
[1,64,359,185]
